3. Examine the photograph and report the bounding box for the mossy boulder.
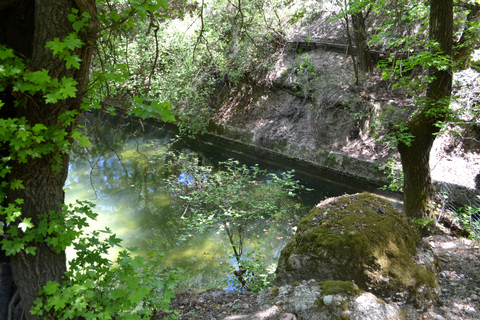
[275,193,439,310]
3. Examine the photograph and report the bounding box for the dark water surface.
[65,115,400,290]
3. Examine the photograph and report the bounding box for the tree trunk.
[351,11,373,72]
[7,155,70,319]
[398,0,453,218]
[343,12,359,86]
[398,117,438,217]
[0,0,96,318]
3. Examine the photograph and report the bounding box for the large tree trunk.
[398,0,453,218]
[351,11,373,72]
[398,116,439,217]
[0,0,96,318]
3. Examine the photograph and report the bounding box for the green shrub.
[32,203,183,319]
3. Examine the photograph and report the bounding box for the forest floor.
[155,228,480,320]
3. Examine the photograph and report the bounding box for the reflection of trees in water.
[68,128,238,262]
[66,113,316,290]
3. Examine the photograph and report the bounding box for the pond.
[65,114,400,291]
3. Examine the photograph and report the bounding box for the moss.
[291,281,302,287]
[399,308,411,320]
[340,314,351,320]
[314,298,325,311]
[277,193,437,302]
[269,286,279,298]
[319,280,362,296]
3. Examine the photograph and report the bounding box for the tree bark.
[343,11,359,85]
[398,0,453,218]
[351,11,373,72]
[0,0,97,318]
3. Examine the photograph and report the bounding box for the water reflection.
[65,114,393,291]
[65,130,284,290]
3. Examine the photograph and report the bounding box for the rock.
[257,280,415,320]
[323,295,333,305]
[275,193,440,310]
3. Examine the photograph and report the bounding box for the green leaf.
[25,246,37,255]
[64,53,82,69]
[71,129,92,147]
[44,91,63,104]
[51,293,69,311]
[16,128,31,142]
[19,218,34,232]
[46,38,66,55]
[32,123,47,133]
[0,47,15,60]
[23,69,52,92]
[9,179,23,190]
[63,33,84,50]
[68,12,78,23]
[72,20,85,33]
[59,76,78,98]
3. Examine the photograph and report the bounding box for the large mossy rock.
[275,193,439,310]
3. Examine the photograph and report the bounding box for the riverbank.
[155,230,480,320]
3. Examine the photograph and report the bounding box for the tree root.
[8,289,23,320]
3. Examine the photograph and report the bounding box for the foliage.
[227,248,278,293]
[412,216,435,234]
[0,43,90,173]
[369,0,479,147]
[287,54,319,98]
[369,0,429,51]
[164,154,306,290]
[97,0,329,136]
[0,200,95,257]
[379,157,404,192]
[1,1,178,317]
[456,197,480,240]
[0,3,174,243]
[30,202,182,319]
[377,42,452,95]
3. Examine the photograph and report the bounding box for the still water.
[65,115,398,290]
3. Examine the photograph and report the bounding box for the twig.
[192,0,205,61]
[147,11,160,92]
[180,203,190,219]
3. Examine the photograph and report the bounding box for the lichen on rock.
[257,279,413,320]
[275,193,439,310]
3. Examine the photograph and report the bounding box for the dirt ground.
[154,229,480,320]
